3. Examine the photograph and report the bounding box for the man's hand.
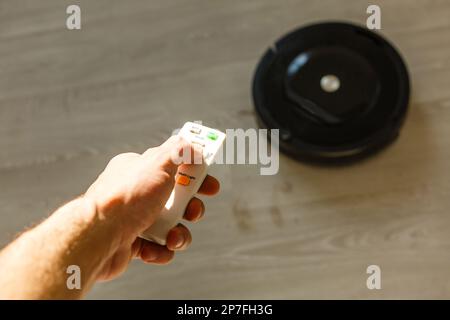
[0,136,219,299]
[84,135,220,281]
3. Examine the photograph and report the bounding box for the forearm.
[0,197,121,299]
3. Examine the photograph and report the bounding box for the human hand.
[84,136,220,281]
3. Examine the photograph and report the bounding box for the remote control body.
[140,122,226,245]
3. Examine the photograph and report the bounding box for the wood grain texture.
[1,0,450,299]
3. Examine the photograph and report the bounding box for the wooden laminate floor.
[1,0,450,299]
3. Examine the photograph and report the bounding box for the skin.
[0,136,219,299]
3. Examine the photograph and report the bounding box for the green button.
[207,132,218,140]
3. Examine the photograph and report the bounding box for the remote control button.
[190,127,202,134]
[207,132,218,141]
[176,175,190,186]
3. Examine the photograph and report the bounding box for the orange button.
[177,175,190,186]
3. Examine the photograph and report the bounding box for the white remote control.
[140,122,226,245]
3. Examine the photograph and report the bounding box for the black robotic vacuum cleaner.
[252,22,410,163]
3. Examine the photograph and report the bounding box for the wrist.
[77,196,125,247]
[47,197,124,261]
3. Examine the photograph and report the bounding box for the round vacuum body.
[252,22,410,163]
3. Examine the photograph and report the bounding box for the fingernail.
[197,208,205,221]
[174,233,185,249]
[144,249,159,262]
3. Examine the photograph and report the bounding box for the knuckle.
[109,152,138,164]
[158,170,174,185]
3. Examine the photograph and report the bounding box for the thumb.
[145,135,203,176]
